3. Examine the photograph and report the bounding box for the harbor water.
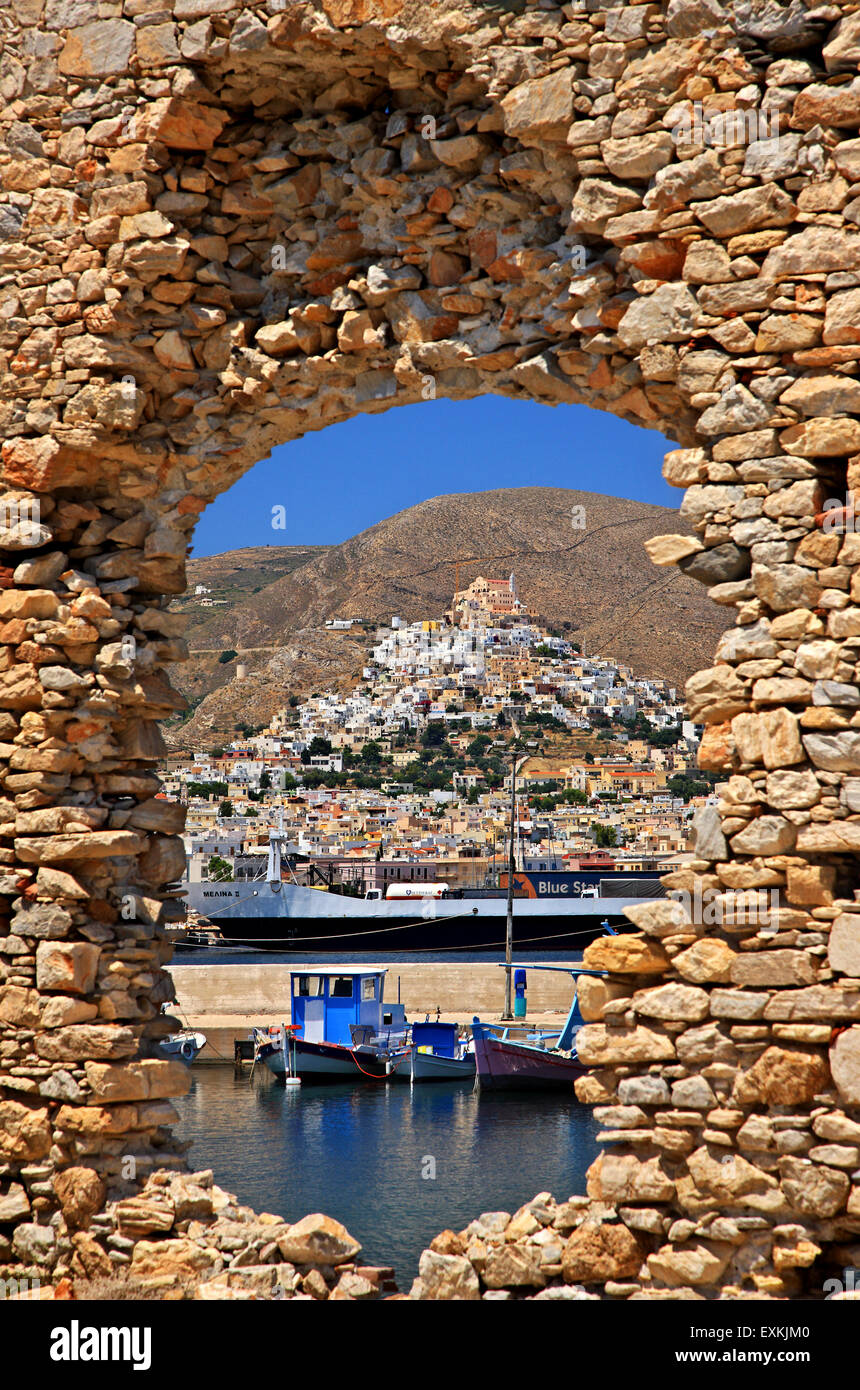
[173,1066,601,1287]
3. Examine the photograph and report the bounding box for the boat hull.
[472,1032,585,1090]
[407,1050,476,1082]
[261,1037,403,1082]
[157,1031,206,1064]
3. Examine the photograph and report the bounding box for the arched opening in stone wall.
[190,395,679,556]
[163,389,703,1280]
[3,0,860,1302]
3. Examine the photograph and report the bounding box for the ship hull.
[188,881,642,953]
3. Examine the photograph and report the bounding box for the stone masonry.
[2,0,860,1299]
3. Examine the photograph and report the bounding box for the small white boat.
[407,1022,475,1083]
[159,1030,207,1064]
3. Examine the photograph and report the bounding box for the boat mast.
[503,739,523,1021]
[266,818,283,887]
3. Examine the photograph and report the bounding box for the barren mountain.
[166,487,728,749]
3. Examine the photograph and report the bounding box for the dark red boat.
[471,964,602,1090]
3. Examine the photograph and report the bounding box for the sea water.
[173,1067,601,1287]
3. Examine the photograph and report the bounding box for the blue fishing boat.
[253,966,409,1082]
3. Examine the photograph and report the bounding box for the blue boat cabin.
[412,1021,458,1058]
[291,968,406,1046]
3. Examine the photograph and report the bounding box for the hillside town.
[162,574,713,891]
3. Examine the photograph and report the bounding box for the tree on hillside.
[591,823,617,849]
[421,723,447,748]
[667,773,717,802]
[187,780,228,800]
[208,854,233,882]
[218,800,233,817]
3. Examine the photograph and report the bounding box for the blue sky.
[192,396,679,557]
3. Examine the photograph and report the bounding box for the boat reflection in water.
[173,1066,601,1283]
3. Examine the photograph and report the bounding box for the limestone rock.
[779,1158,850,1219]
[617,284,699,349]
[829,915,860,977]
[691,805,728,860]
[647,1242,731,1288]
[694,184,795,239]
[11,1223,56,1268]
[0,1101,52,1162]
[823,11,860,71]
[644,533,703,566]
[0,1184,30,1224]
[730,951,816,988]
[673,939,736,983]
[729,815,796,855]
[587,1153,674,1205]
[632,983,710,1023]
[576,1025,676,1066]
[58,19,135,77]
[603,133,674,182]
[562,1222,645,1284]
[622,899,691,937]
[501,70,573,142]
[277,1213,361,1266]
[685,665,748,723]
[679,543,750,586]
[115,1196,176,1238]
[582,935,670,975]
[803,731,860,772]
[52,1167,106,1231]
[831,1027,860,1106]
[733,1046,830,1106]
[413,1249,480,1300]
[482,1244,545,1289]
[685,1147,777,1203]
[35,940,100,995]
[131,1238,220,1280]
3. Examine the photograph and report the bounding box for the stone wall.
[2,0,860,1299]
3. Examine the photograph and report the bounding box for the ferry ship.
[182,829,664,953]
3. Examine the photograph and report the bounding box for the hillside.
[166,487,728,748]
